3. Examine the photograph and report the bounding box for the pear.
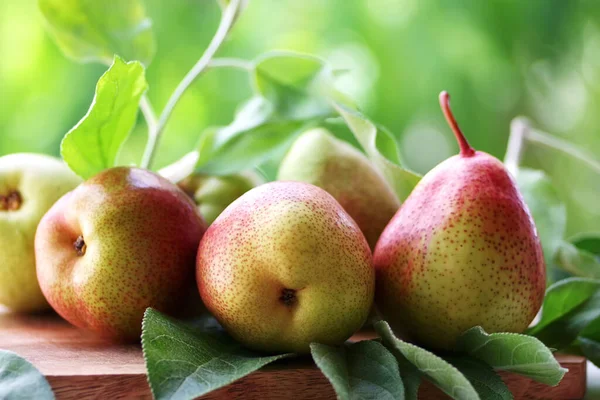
[197,181,375,353]
[374,92,546,350]
[0,153,81,313]
[278,128,400,249]
[178,172,260,225]
[35,167,206,341]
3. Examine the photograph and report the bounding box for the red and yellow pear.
[374,92,546,349]
[197,181,375,353]
[35,167,206,341]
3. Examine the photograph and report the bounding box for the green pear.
[35,167,206,341]
[278,128,400,249]
[178,172,260,225]
[0,153,81,313]
[374,92,546,350]
[197,181,375,353]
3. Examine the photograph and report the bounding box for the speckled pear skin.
[0,154,81,312]
[374,92,546,350]
[197,181,375,353]
[278,128,400,249]
[35,167,206,341]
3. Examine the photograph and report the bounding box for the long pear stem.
[439,91,475,157]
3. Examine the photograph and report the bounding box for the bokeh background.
[1,0,599,235]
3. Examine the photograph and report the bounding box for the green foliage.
[141,308,292,400]
[446,357,513,400]
[38,0,155,65]
[60,56,147,179]
[456,327,566,386]
[375,321,480,400]
[516,168,566,265]
[310,341,405,400]
[0,350,54,400]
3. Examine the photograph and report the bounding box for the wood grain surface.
[0,310,587,399]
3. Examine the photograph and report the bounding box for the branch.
[140,0,242,169]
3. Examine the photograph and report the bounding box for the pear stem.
[439,91,475,157]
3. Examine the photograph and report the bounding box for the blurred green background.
[1,0,599,234]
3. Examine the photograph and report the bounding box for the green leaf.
[515,168,566,264]
[61,56,147,179]
[446,357,513,400]
[142,308,292,400]
[528,277,600,335]
[194,96,319,176]
[252,52,334,120]
[310,341,404,400]
[0,350,54,400]
[456,327,566,386]
[556,241,600,279]
[570,234,600,255]
[39,0,155,65]
[333,103,421,202]
[578,316,600,367]
[375,321,479,400]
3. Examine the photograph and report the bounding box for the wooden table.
[0,309,588,399]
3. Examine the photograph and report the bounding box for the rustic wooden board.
[0,310,587,399]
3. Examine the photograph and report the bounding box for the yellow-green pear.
[278,128,400,249]
[0,153,81,312]
[178,172,261,225]
[197,181,375,353]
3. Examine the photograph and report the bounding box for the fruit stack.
[0,91,545,354]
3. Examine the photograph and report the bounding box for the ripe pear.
[374,92,546,350]
[178,172,260,225]
[197,181,374,353]
[278,128,400,249]
[0,153,81,313]
[35,167,206,341]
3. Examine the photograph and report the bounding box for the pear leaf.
[61,56,147,179]
[528,277,600,335]
[456,327,566,386]
[141,308,292,400]
[194,96,318,176]
[570,234,600,255]
[515,168,566,265]
[310,341,405,400]
[333,103,421,202]
[0,350,54,400]
[556,241,600,279]
[446,356,513,400]
[375,321,480,400]
[38,0,155,65]
[252,52,334,120]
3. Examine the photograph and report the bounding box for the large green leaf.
[446,357,513,400]
[375,321,479,400]
[528,277,600,335]
[333,103,421,202]
[515,168,566,265]
[456,327,566,386]
[252,52,334,120]
[311,341,404,400]
[0,350,54,400]
[39,0,155,65]
[193,96,315,176]
[61,56,147,179]
[142,308,292,400]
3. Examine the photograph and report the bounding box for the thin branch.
[139,94,158,130]
[526,127,600,174]
[504,117,530,177]
[208,57,253,70]
[140,0,242,169]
